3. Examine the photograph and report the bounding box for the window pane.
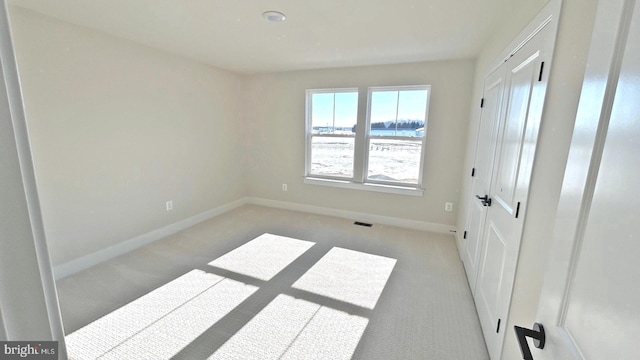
[311,93,335,133]
[370,89,427,138]
[397,90,427,138]
[334,92,358,134]
[311,136,354,178]
[370,91,398,134]
[311,92,358,134]
[367,138,422,184]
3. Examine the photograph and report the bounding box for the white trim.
[304,177,424,196]
[245,197,453,233]
[305,88,359,179]
[311,133,355,138]
[534,1,635,358]
[305,85,430,188]
[0,305,6,340]
[455,228,464,248]
[488,0,562,74]
[458,2,562,358]
[558,0,634,329]
[54,196,454,280]
[364,85,430,188]
[53,198,247,279]
[1,0,66,351]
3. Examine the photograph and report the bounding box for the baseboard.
[454,230,465,262]
[53,198,247,280]
[245,197,456,234]
[54,197,456,279]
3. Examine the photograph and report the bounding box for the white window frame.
[304,85,429,196]
[364,85,430,188]
[305,88,358,181]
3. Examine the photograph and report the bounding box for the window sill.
[304,177,424,196]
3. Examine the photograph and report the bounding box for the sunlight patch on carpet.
[292,247,396,309]
[208,233,315,281]
[66,270,257,360]
[208,294,368,360]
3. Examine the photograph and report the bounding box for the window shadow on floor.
[63,233,396,360]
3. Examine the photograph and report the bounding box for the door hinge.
[538,61,545,81]
[471,167,476,177]
[463,231,467,239]
[496,318,502,333]
[515,202,521,218]
[480,98,485,108]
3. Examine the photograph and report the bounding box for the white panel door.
[533,0,640,358]
[462,66,507,293]
[474,24,551,360]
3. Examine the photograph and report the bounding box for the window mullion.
[306,86,428,189]
[394,91,400,136]
[352,87,368,183]
[332,93,336,133]
[305,91,312,177]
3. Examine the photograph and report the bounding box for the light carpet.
[56,205,489,359]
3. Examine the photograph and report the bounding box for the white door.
[474,24,552,360]
[462,65,507,294]
[532,0,640,358]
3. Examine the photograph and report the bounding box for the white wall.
[455,0,599,359]
[244,60,474,226]
[8,7,246,266]
[9,6,474,272]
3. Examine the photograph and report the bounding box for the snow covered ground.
[310,137,421,184]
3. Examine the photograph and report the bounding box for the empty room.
[1,0,639,359]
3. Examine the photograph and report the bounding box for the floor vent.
[354,221,373,227]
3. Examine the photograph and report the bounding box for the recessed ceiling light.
[262,11,286,22]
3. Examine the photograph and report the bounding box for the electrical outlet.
[166,200,173,211]
[445,202,453,212]
[282,184,288,191]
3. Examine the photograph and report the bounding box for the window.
[306,89,358,179]
[305,86,430,195]
[366,86,429,185]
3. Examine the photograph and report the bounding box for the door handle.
[475,194,492,207]
[514,322,545,360]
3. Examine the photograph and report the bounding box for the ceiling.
[10,0,512,74]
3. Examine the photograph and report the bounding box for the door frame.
[459,1,563,358]
[463,0,562,255]
[0,0,66,355]
[534,0,634,358]
[487,0,562,77]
